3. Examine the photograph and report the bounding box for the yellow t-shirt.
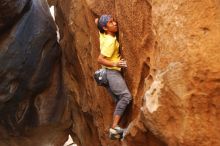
[100,33,121,71]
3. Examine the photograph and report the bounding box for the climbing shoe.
[109,126,124,140]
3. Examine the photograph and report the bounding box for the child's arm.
[97,54,127,68]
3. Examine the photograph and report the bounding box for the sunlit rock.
[55,0,220,146]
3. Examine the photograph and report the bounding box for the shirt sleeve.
[101,39,115,57]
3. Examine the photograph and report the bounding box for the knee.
[123,92,132,104]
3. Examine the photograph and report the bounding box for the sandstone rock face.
[54,0,220,146]
[0,0,69,145]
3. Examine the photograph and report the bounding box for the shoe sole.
[109,129,123,140]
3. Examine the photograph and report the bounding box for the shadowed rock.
[0,0,69,145]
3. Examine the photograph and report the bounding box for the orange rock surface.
[55,0,220,146]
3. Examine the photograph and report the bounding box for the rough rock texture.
[0,0,70,145]
[54,0,220,146]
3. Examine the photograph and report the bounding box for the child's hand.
[95,18,99,25]
[116,59,127,68]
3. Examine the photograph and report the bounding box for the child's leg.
[112,115,121,128]
[106,69,132,128]
[106,86,119,103]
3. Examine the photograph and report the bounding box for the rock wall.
[0,0,220,146]
[54,0,220,146]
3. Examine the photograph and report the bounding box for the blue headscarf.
[98,15,111,32]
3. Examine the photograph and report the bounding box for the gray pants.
[106,69,132,116]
